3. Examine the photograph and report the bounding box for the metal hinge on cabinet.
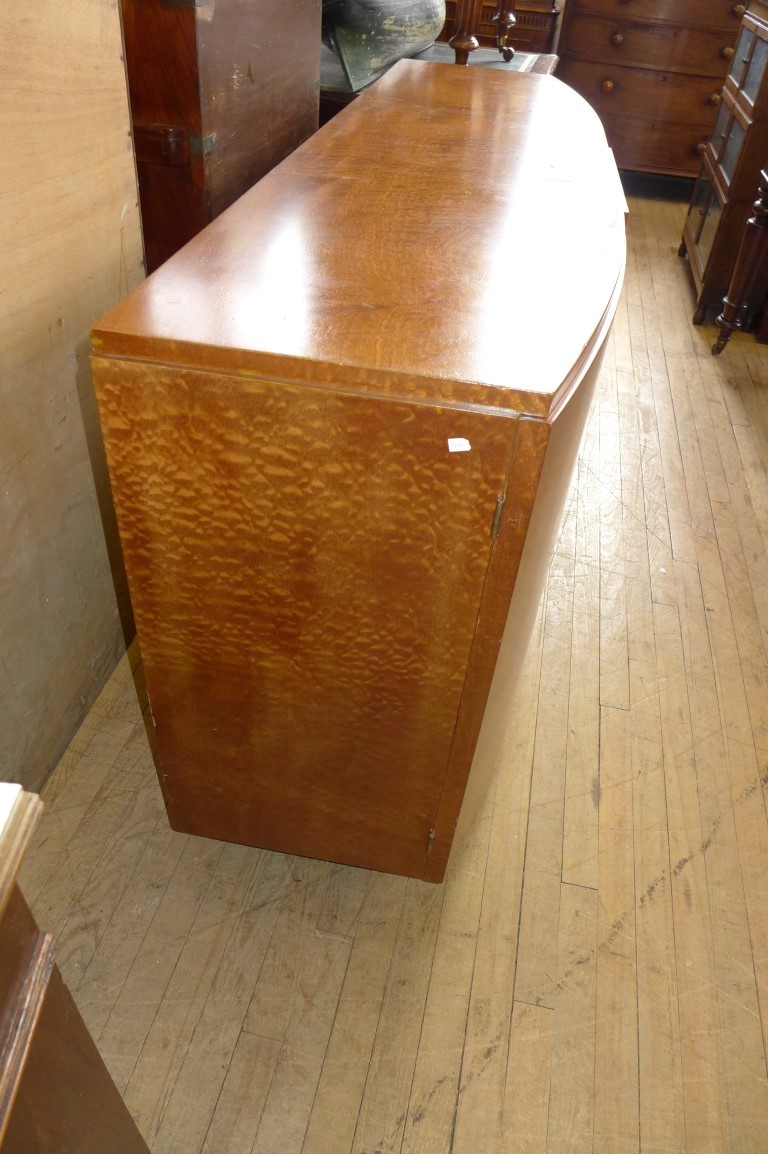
[190,132,217,156]
[490,494,506,539]
[427,828,436,854]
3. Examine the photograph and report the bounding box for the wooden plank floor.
[18,190,768,1153]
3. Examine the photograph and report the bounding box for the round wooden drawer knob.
[695,142,707,155]
[708,91,722,105]
[732,4,746,15]
[611,32,624,47]
[721,45,735,59]
[601,79,615,93]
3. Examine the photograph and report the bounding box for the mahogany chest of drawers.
[557,0,745,175]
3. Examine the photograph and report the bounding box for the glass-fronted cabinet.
[680,0,768,322]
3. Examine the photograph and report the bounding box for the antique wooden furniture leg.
[713,166,768,353]
[449,0,485,63]
[492,2,517,61]
[450,0,517,63]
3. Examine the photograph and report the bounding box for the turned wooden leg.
[693,306,706,324]
[492,3,516,61]
[712,166,768,354]
[449,0,485,63]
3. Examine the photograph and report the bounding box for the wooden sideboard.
[0,785,150,1154]
[121,0,321,272]
[91,62,625,883]
[557,0,745,176]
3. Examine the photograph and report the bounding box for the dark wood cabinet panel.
[681,1,768,318]
[121,0,321,272]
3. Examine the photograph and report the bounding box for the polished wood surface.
[95,64,624,416]
[121,0,320,270]
[557,0,742,176]
[26,187,768,1151]
[93,63,625,880]
[319,43,559,126]
[0,785,150,1154]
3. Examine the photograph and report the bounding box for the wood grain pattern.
[96,357,518,876]
[92,64,626,417]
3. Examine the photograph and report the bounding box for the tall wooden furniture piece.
[712,165,768,349]
[91,63,626,884]
[0,785,151,1154]
[680,0,768,319]
[440,0,559,56]
[120,0,321,272]
[556,0,744,176]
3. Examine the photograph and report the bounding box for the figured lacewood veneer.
[92,61,626,882]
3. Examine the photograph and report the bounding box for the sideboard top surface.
[93,61,626,420]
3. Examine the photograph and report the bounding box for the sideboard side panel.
[92,356,518,877]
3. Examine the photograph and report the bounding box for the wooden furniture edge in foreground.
[91,64,627,883]
[0,783,150,1154]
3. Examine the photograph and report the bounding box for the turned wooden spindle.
[713,166,768,353]
[449,0,485,63]
[450,0,516,64]
[492,3,517,62]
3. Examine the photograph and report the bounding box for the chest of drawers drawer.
[558,0,744,174]
[568,0,743,33]
[599,110,712,173]
[563,14,737,74]
[557,58,725,127]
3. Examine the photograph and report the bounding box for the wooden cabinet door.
[95,358,519,877]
